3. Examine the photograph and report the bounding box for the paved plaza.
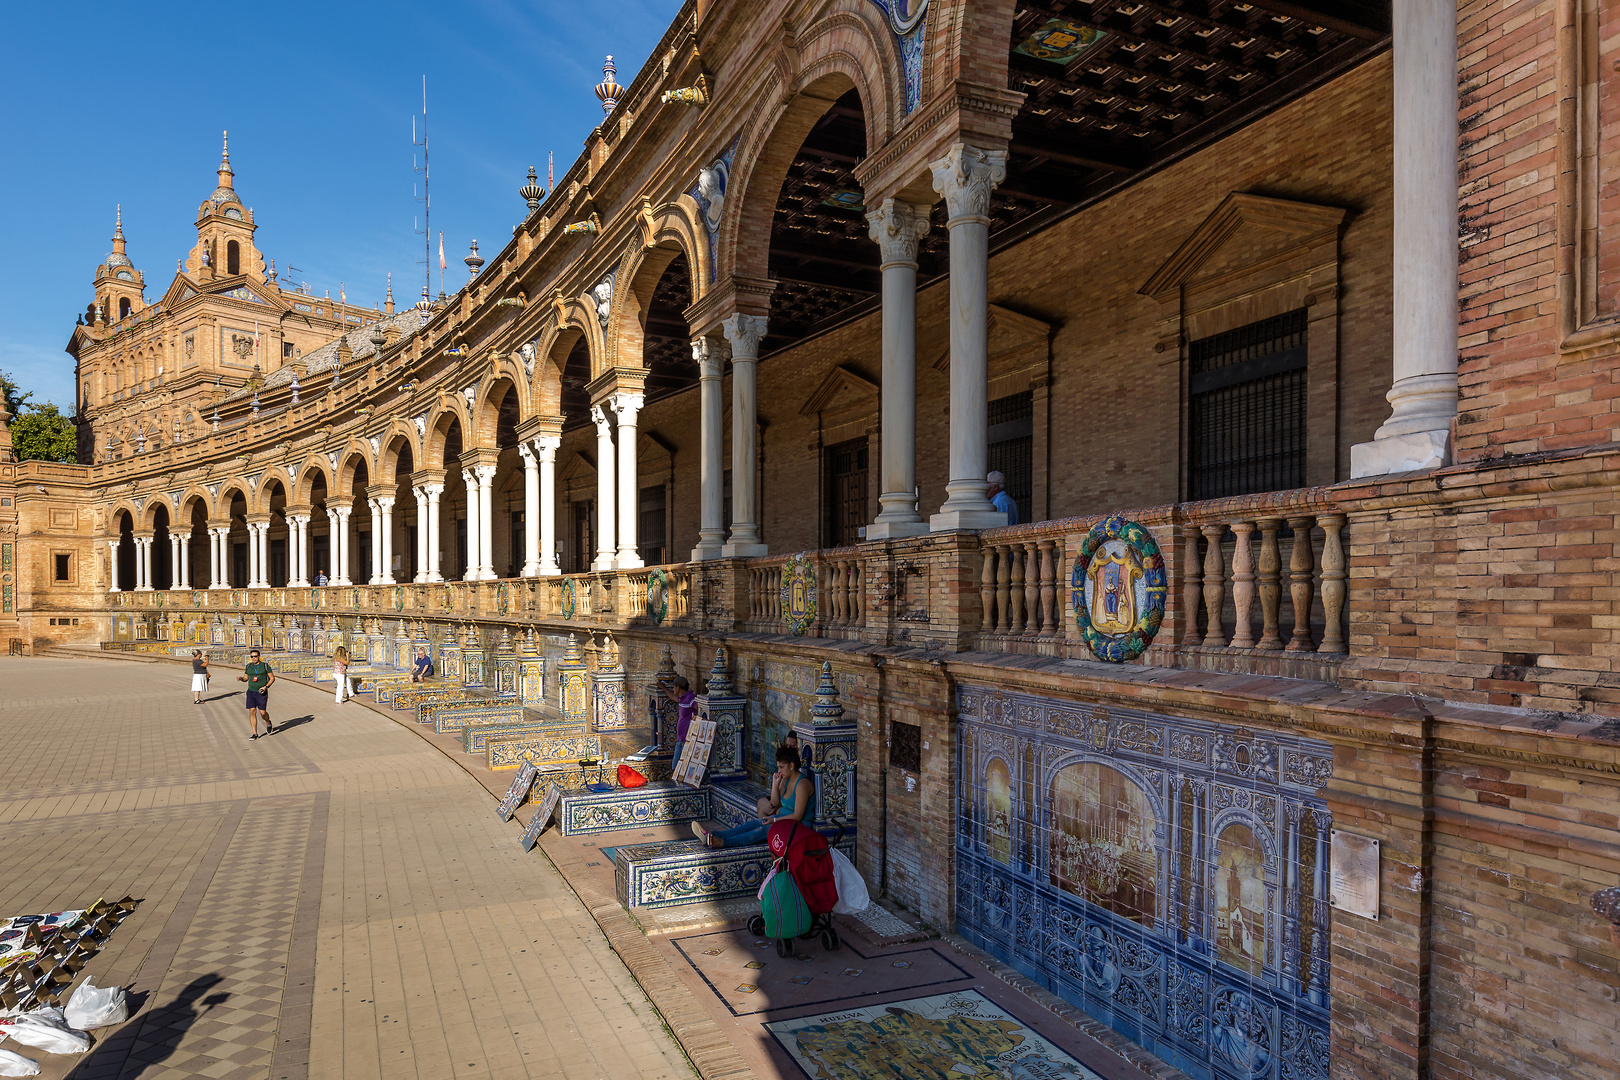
[0,656,695,1080]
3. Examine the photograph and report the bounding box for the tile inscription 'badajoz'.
[955,685,1334,1080]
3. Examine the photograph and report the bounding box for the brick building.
[3,2,1618,1078]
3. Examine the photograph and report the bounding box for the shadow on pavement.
[67,974,227,1079]
[270,715,316,733]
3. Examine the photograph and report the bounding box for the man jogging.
[238,649,276,739]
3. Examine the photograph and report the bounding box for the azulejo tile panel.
[461,718,589,754]
[954,684,1333,1080]
[614,829,855,909]
[559,783,712,836]
[419,701,520,733]
[486,732,603,771]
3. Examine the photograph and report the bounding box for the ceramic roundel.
[646,568,670,625]
[496,582,511,615]
[560,577,577,620]
[779,553,817,636]
[1071,515,1167,662]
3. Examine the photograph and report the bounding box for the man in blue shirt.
[411,647,434,683]
[988,471,1019,526]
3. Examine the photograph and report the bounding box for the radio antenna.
[413,76,430,307]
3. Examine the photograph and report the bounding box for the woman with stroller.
[692,744,813,848]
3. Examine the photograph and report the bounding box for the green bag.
[760,859,812,942]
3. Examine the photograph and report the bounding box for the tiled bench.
[485,731,603,771]
[612,822,853,909]
[710,779,772,829]
[417,699,514,733]
[559,781,709,836]
[461,716,590,754]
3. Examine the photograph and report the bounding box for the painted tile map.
[766,989,1103,1080]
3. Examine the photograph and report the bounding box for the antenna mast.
[413,76,430,307]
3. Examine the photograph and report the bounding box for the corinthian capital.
[721,313,768,359]
[866,199,932,268]
[929,143,1008,224]
[610,391,645,423]
[590,402,613,434]
[692,336,726,380]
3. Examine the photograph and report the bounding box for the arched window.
[227,240,240,276]
[118,296,132,319]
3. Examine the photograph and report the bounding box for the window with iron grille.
[638,484,667,566]
[1189,310,1308,501]
[824,438,869,548]
[890,721,922,773]
[988,391,1033,524]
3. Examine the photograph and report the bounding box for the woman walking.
[190,650,209,704]
[332,645,352,705]
[692,745,814,848]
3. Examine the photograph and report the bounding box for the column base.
[614,552,645,571]
[930,509,1008,533]
[538,564,562,577]
[866,519,930,540]
[591,556,616,573]
[135,586,154,593]
[1350,427,1451,478]
[721,541,769,558]
[478,570,498,581]
[690,542,724,562]
[520,563,541,579]
[290,580,310,588]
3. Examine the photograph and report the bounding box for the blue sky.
[0,0,685,409]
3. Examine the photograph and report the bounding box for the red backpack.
[768,820,840,916]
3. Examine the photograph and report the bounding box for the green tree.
[9,402,78,464]
[0,369,33,415]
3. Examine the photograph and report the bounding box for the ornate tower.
[185,132,265,283]
[91,207,144,325]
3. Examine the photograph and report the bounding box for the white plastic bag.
[64,977,127,1030]
[7,1008,90,1055]
[0,1048,40,1076]
[830,848,871,914]
[757,861,782,901]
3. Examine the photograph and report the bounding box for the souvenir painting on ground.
[766,989,1104,1080]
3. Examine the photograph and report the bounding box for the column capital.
[409,468,446,488]
[609,391,645,421]
[866,198,932,268]
[420,482,444,497]
[590,402,614,434]
[473,463,498,484]
[929,142,1007,224]
[245,514,274,526]
[365,483,396,502]
[327,497,355,511]
[692,335,728,380]
[721,313,768,359]
[529,433,562,456]
[133,530,155,541]
[371,495,396,511]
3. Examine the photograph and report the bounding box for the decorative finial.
[268,258,278,283]
[114,204,124,240]
[595,55,623,115]
[385,272,395,315]
[464,239,484,276]
[706,647,733,696]
[520,166,544,214]
[289,370,301,405]
[810,661,845,726]
[217,130,234,187]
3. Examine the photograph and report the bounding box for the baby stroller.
[750,820,845,957]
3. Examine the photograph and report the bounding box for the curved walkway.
[0,656,696,1080]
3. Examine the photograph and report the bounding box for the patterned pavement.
[0,657,695,1080]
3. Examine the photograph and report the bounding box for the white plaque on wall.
[1329,830,1380,920]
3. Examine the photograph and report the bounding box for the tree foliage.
[0,371,77,464]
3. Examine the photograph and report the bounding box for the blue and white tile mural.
[955,685,1334,1080]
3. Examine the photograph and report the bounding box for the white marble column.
[167,534,181,590]
[691,337,726,561]
[287,515,309,587]
[1351,0,1459,478]
[867,198,932,539]
[535,436,560,576]
[721,313,768,557]
[175,533,190,590]
[590,404,617,572]
[210,527,228,588]
[134,536,152,591]
[375,498,395,584]
[929,143,1008,532]
[107,538,122,592]
[336,507,353,585]
[519,445,541,577]
[412,487,430,582]
[476,465,497,580]
[612,392,645,569]
[424,483,444,583]
[246,524,262,588]
[461,469,481,582]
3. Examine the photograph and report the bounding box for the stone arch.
[613,207,706,372]
[335,446,372,499]
[719,6,904,284]
[552,292,610,381]
[294,458,333,506]
[424,400,471,471]
[475,376,523,448]
[523,319,574,419]
[376,420,420,484]
[109,502,140,533]
[217,481,252,522]
[175,487,213,521]
[139,493,177,530]
[258,467,296,507]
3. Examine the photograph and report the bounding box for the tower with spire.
[185,131,265,282]
[91,206,145,325]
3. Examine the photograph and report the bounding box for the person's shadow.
[270,714,316,733]
[66,974,228,1078]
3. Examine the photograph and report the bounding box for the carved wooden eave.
[1138,193,1350,303]
[800,364,879,416]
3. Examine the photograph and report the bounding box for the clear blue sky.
[0,0,685,410]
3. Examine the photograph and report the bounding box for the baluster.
[1318,513,1347,653]
[1256,518,1284,649]
[996,544,1013,631]
[849,560,862,626]
[980,545,998,632]
[1009,544,1026,633]
[1182,529,1203,646]
[833,561,847,626]
[1229,521,1256,648]
[1040,539,1059,637]
[1286,516,1316,651]
[1024,540,1042,634]
[1200,524,1226,647]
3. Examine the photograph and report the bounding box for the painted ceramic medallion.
[779,553,817,636]
[1070,515,1166,662]
[441,584,453,611]
[646,568,670,625]
[561,577,577,620]
[393,586,405,611]
[1014,17,1105,64]
[496,582,511,615]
